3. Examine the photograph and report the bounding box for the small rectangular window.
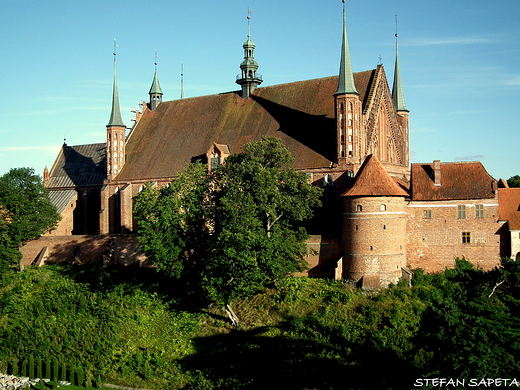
[462,232,471,244]
[210,157,219,170]
[457,205,466,219]
[423,210,432,219]
[475,204,484,218]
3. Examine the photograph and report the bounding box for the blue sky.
[0,0,519,180]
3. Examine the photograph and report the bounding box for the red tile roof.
[342,154,408,197]
[410,161,496,201]
[499,188,520,230]
[117,71,376,181]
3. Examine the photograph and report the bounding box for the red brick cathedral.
[37,5,520,287]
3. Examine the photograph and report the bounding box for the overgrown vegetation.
[0,258,519,389]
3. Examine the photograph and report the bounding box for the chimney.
[433,160,441,186]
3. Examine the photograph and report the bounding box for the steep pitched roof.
[410,161,496,201]
[499,188,520,230]
[47,143,106,188]
[117,72,375,181]
[48,189,77,213]
[342,154,408,197]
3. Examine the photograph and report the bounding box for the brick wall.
[47,195,77,236]
[342,196,406,286]
[406,198,503,272]
[21,235,146,267]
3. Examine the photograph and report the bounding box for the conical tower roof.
[149,68,163,95]
[392,41,408,112]
[107,55,125,128]
[336,3,358,95]
[342,155,408,197]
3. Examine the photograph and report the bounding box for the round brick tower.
[341,155,408,287]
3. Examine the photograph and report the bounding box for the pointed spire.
[336,0,358,95]
[148,51,163,110]
[392,16,408,112]
[107,40,125,127]
[149,68,163,95]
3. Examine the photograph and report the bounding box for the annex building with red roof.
[31,5,517,287]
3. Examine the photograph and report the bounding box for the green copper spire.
[392,40,408,112]
[149,53,163,111]
[107,44,125,128]
[336,1,358,95]
[236,8,262,99]
[149,69,163,95]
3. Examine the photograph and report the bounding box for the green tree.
[507,174,520,188]
[134,163,211,279]
[0,167,60,270]
[203,136,322,324]
[0,206,17,269]
[134,137,322,325]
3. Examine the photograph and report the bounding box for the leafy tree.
[507,174,520,188]
[134,137,322,325]
[0,168,60,269]
[203,136,322,324]
[134,163,212,279]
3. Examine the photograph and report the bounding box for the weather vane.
[154,50,159,67]
[247,7,252,37]
[113,39,118,56]
[395,15,399,39]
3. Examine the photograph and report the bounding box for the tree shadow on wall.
[251,96,336,163]
[178,317,421,390]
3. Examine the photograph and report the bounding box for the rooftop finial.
[113,39,118,56]
[247,7,252,38]
[154,50,158,67]
[181,62,184,99]
[395,14,399,40]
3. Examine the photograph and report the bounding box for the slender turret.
[107,49,125,128]
[106,41,126,180]
[336,0,358,96]
[391,18,410,168]
[392,38,407,112]
[335,0,362,168]
[236,9,262,99]
[149,52,163,111]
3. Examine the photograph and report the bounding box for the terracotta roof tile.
[342,154,408,197]
[410,161,496,201]
[117,72,376,181]
[499,188,520,230]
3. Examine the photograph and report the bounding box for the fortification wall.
[21,235,146,267]
[406,199,503,272]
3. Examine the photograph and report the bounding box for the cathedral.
[33,5,520,287]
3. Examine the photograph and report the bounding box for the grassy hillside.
[0,260,519,389]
